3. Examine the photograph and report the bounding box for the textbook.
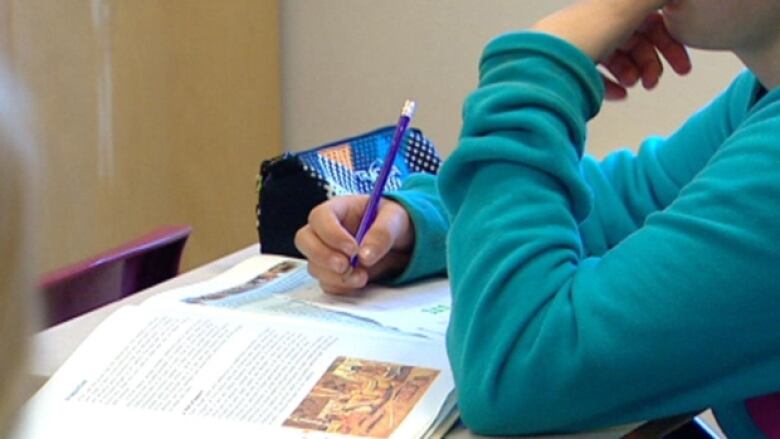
[18,256,457,439]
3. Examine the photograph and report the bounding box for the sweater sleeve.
[440,31,780,435]
[578,72,754,256]
[383,173,449,284]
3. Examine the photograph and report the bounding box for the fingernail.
[346,271,365,287]
[360,246,377,265]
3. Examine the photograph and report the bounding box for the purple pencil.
[350,99,416,268]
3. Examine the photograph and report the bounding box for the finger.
[643,13,692,75]
[308,261,368,288]
[629,35,664,89]
[320,283,358,295]
[295,225,351,274]
[602,52,640,87]
[365,250,412,281]
[602,75,628,101]
[358,200,411,266]
[307,199,361,257]
[618,32,641,53]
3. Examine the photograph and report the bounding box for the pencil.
[348,99,416,269]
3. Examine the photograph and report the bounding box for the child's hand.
[294,196,414,294]
[531,0,691,100]
[600,12,691,99]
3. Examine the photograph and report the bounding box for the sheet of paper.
[290,279,451,339]
[18,304,455,439]
[147,255,451,339]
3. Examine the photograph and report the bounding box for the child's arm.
[533,0,690,100]
[441,14,777,439]
[526,0,702,255]
[577,75,747,255]
[532,0,668,63]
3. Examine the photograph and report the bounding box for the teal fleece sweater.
[386,32,780,437]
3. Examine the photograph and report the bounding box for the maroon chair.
[747,392,780,437]
[39,225,192,327]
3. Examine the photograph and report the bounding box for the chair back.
[747,391,780,437]
[39,225,192,327]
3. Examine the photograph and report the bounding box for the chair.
[746,391,780,438]
[39,225,192,327]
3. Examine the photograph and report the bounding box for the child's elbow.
[457,392,523,435]
[454,352,609,435]
[455,373,575,435]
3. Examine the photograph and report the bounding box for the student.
[295,0,780,436]
[0,70,36,437]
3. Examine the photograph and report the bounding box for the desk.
[29,244,725,438]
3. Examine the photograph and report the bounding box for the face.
[662,0,780,52]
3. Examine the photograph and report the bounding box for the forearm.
[441,33,603,433]
[531,0,667,61]
[578,69,749,255]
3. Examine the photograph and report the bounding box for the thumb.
[357,200,412,267]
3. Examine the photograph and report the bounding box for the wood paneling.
[7,0,281,272]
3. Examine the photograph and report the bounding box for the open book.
[18,255,457,439]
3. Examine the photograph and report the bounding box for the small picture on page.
[181,260,304,306]
[283,356,439,438]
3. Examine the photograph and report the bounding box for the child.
[295,0,780,436]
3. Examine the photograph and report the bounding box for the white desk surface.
[29,243,724,438]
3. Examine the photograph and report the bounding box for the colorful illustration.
[283,357,439,438]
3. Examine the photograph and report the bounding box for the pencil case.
[257,126,441,257]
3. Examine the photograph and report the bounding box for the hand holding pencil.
[294,101,418,294]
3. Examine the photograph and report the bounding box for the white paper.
[147,255,451,339]
[290,279,451,339]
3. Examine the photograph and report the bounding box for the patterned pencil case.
[257,126,441,257]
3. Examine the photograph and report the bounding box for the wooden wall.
[1,0,282,272]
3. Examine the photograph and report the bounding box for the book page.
[147,255,450,339]
[145,256,395,332]
[18,304,454,439]
[291,278,450,339]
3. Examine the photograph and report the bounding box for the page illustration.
[283,356,439,438]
